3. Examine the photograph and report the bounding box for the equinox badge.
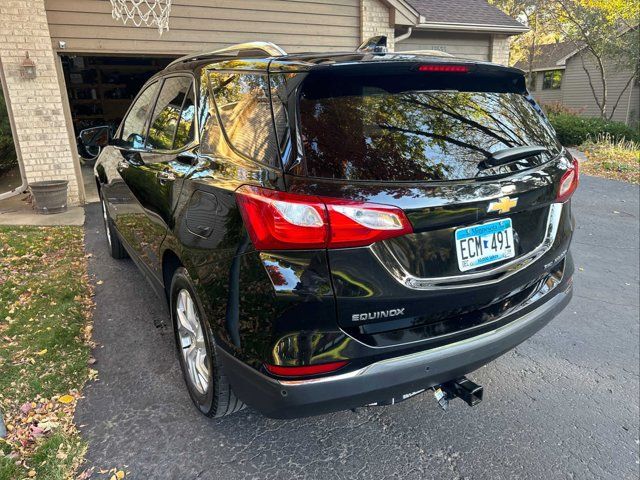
[352,308,405,322]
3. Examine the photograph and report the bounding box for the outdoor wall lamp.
[20,52,36,79]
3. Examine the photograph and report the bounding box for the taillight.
[418,64,469,73]
[265,361,348,377]
[235,186,327,250]
[235,185,413,250]
[557,158,580,202]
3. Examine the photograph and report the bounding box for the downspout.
[395,27,413,43]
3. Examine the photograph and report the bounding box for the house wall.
[489,35,510,65]
[562,51,639,125]
[395,30,492,61]
[361,0,395,50]
[530,71,565,107]
[0,0,82,205]
[44,0,362,54]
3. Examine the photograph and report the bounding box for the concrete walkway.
[0,166,97,226]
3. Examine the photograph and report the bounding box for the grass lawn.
[580,135,640,184]
[0,226,94,480]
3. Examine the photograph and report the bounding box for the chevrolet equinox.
[86,39,577,419]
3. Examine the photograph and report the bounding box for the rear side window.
[298,72,561,182]
[207,72,279,166]
[147,76,194,151]
[173,86,196,149]
[120,81,158,149]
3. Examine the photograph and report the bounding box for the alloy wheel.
[101,198,112,248]
[175,289,210,394]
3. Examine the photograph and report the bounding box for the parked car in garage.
[84,39,578,419]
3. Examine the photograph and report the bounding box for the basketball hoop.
[110,0,172,35]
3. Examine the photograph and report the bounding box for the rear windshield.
[298,72,561,182]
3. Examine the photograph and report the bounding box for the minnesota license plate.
[455,219,515,272]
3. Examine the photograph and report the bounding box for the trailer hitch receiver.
[434,377,483,410]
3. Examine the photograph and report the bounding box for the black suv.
[87,39,577,419]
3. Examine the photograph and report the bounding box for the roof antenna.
[357,36,388,54]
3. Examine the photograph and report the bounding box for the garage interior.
[60,54,176,136]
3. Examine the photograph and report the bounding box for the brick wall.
[361,0,395,51]
[0,0,82,205]
[490,35,511,65]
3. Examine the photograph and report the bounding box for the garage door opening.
[0,63,25,200]
[60,54,176,158]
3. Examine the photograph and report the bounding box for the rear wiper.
[481,145,548,168]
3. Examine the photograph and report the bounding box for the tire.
[100,192,128,259]
[170,267,245,418]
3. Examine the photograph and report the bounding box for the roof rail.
[168,41,287,67]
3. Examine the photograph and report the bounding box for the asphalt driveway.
[76,175,640,479]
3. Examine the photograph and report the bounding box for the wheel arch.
[162,248,184,302]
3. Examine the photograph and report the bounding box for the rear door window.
[147,76,193,151]
[207,72,279,166]
[120,81,159,149]
[298,72,561,182]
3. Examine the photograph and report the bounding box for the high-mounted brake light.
[235,186,413,250]
[418,64,469,73]
[557,157,580,202]
[265,361,349,377]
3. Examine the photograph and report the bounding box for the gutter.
[417,22,529,34]
[523,66,568,73]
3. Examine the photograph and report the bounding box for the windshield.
[298,73,561,182]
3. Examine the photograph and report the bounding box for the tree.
[548,0,638,119]
[489,0,561,81]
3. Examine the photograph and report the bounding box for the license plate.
[455,219,515,272]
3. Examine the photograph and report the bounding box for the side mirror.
[78,125,112,148]
[125,133,146,150]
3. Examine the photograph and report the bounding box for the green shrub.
[548,112,640,146]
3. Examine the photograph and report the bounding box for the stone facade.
[0,0,82,205]
[490,35,511,65]
[361,0,395,51]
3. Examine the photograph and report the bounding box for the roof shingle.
[513,41,581,71]
[408,0,526,29]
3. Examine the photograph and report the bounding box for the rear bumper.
[221,281,572,418]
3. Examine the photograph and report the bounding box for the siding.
[627,85,640,127]
[395,31,491,61]
[562,52,638,124]
[531,71,564,106]
[44,0,361,54]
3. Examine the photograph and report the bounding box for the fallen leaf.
[96,280,104,285]
[36,349,48,356]
[28,470,36,478]
[116,470,126,479]
[58,395,74,404]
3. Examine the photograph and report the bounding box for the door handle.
[157,170,176,184]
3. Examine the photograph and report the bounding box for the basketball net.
[110,0,172,35]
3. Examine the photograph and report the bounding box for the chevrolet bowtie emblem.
[488,196,518,214]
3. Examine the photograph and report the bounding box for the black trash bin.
[29,180,68,214]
